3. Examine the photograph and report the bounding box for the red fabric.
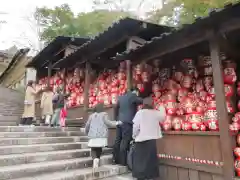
[60,108,67,127]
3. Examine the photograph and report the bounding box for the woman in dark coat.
[132,101,166,180]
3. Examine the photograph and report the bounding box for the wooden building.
[27,6,240,179]
[0,48,30,92]
[30,18,172,126]
[113,3,240,180]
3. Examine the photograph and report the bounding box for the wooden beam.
[218,34,240,58]
[209,33,235,180]
[126,60,132,90]
[219,18,240,34]
[47,60,52,87]
[118,17,240,66]
[88,27,144,63]
[131,29,210,65]
[83,62,90,111]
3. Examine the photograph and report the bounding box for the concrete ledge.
[0,142,88,155]
[0,131,84,138]
[0,148,112,166]
[0,155,113,179]
[11,164,128,180]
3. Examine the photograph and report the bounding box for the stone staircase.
[0,127,128,180]
[0,87,129,180]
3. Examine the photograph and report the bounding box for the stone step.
[11,164,127,180]
[0,136,88,146]
[0,148,112,166]
[0,155,113,180]
[101,173,133,180]
[0,122,18,126]
[0,142,88,155]
[0,116,21,121]
[0,126,83,132]
[0,131,84,138]
[66,119,85,127]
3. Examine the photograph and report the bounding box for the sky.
[0,0,162,53]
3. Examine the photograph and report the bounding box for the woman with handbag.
[20,80,40,126]
[132,100,166,180]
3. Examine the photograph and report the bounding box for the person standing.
[85,103,122,171]
[51,88,65,127]
[40,86,54,126]
[20,80,39,126]
[113,88,143,165]
[132,101,166,180]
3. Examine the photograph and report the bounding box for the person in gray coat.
[85,103,122,170]
[113,88,143,165]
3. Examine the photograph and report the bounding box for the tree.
[148,0,240,27]
[93,0,147,12]
[177,0,240,24]
[35,4,131,43]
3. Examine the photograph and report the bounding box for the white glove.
[116,121,122,126]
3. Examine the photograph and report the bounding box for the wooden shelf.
[163,131,220,136]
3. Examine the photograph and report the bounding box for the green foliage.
[35,4,131,43]
[178,0,240,25]
[148,0,240,27]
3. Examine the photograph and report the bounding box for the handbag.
[127,141,135,170]
[24,100,32,105]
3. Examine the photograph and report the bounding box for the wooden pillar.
[83,62,91,111]
[63,68,67,94]
[209,34,235,180]
[47,60,52,87]
[126,60,132,90]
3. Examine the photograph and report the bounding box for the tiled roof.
[54,17,173,68]
[112,2,240,61]
[27,36,90,68]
